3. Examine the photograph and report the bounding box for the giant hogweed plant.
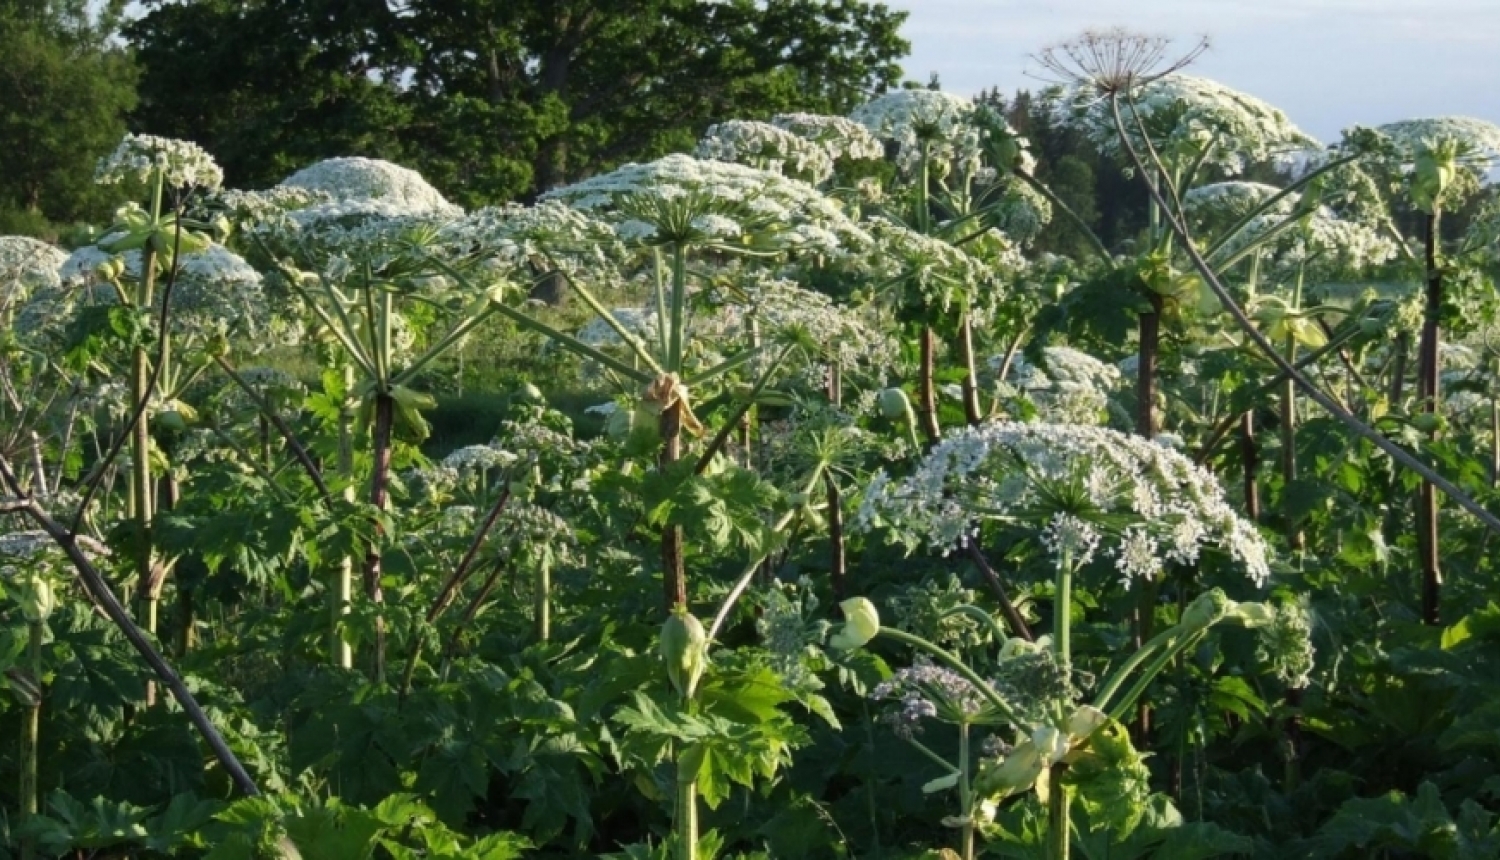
[851,421,1281,858]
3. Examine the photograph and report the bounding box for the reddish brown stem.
[918,325,941,444]
[1417,210,1443,626]
[366,393,394,679]
[660,400,686,611]
[1240,411,1260,521]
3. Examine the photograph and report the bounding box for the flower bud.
[661,609,708,699]
[18,571,55,624]
[877,387,912,421]
[830,597,880,651]
[1180,587,1231,633]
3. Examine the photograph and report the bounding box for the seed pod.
[661,609,708,699]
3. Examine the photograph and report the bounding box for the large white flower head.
[540,153,868,257]
[1053,73,1318,175]
[0,236,67,312]
[279,157,461,220]
[850,217,1021,321]
[96,133,224,192]
[1187,181,1398,277]
[1345,117,1500,210]
[770,113,886,164]
[438,200,623,283]
[697,120,836,185]
[44,243,271,346]
[996,346,1123,425]
[1375,117,1500,172]
[731,275,899,381]
[856,422,1271,589]
[850,89,982,179]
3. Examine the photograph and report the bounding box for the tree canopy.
[0,0,136,231]
[126,0,909,204]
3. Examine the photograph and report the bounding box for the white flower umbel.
[438,200,623,281]
[850,89,981,178]
[697,120,836,185]
[540,153,868,256]
[995,346,1123,425]
[49,242,270,345]
[96,133,224,192]
[1375,117,1500,172]
[1052,73,1318,175]
[857,422,1271,589]
[0,236,67,312]
[1188,181,1398,277]
[770,113,886,163]
[280,157,461,220]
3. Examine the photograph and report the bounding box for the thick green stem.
[1055,551,1074,668]
[1281,332,1303,552]
[534,559,551,642]
[19,620,42,860]
[333,365,355,669]
[1048,764,1070,860]
[676,753,699,860]
[959,723,975,860]
[132,246,159,707]
[959,315,983,426]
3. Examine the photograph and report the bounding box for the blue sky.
[887,0,1500,144]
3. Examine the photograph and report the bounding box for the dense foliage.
[4,24,1500,860]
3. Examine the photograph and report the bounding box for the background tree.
[0,0,136,235]
[126,0,909,204]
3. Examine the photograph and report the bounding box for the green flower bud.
[830,597,880,651]
[515,382,545,405]
[878,387,912,421]
[1180,588,1232,633]
[18,572,55,624]
[661,609,708,699]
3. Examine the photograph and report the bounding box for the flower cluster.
[769,112,886,163]
[1188,181,1398,277]
[996,345,1122,425]
[438,201,621,281]
[697,120,836,185]
[96,133,224,192]
[1053,74,1318,175]
[852,217,1019,319]
[755,579,831,690]
[856,422,1272,589]
[279,157,462,220]
[0,236,67,310]
[849,89,982,178]
[1256,598,1316,688]
[871,658,994,736]
[540,153,868,256]
[53,242,271,344]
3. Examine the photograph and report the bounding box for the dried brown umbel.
[1030,28,1209,97]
